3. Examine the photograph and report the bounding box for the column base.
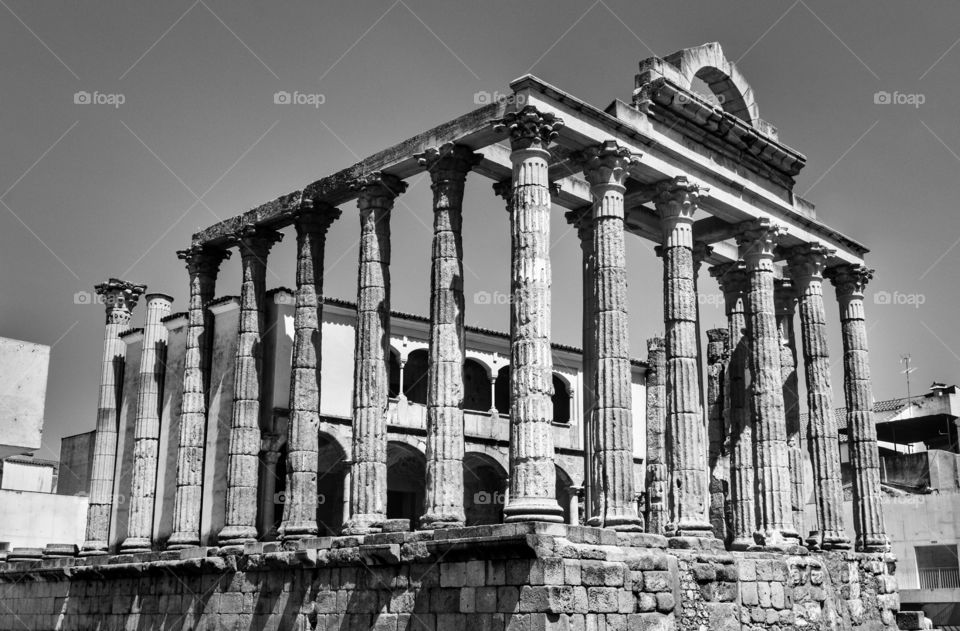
[603,512,645,532]
[119,537,152,554]
[217,525,258,546]
[79,541,108,557]
[856,534,891,553]
[419,510,465,531]
[342,514,384,536]
[503,498,564,524]
[166,531,201,550]
[664,519,715,539]
[810,530,853,551]
[729,537,761,551]
[279,522,319,541]
[754,527,803,551]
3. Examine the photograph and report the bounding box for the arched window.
[494,365,511,416]
[387,442,426,528]
[403,349,429,405]
[463,359,491,412]
[388,349,401,398]
[552,374,570,424]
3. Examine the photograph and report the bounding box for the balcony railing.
[918,567,960,590]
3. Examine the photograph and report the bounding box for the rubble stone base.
[0,524,903,630]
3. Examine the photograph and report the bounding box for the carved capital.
[692,241,713,273]
[735,218,785,263]
[492,178,513,208]
[234,225,284,261]
[826,263,874,298]
[564,207,593,239]
[646,336,665,354]
[293,200,341,235]
[177,245,231,279]
[415,143,482,186]
[652,176,707,222]
[573,141,639,191]
[95,278,147,325]
[709,261,749,296]
[492,105,564,151]
[784,243,835,284]
[706,328,729,362]
[351,172,407,211]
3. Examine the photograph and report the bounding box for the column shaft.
[644,337,667,534]
[736,219,799,548]
[82,280,146,555]
[827,264,889,552]
[219,227,283,546]
[775,279,805,537]
[418,144,480,529]
[122,293,174,552]
[280,204,339,540]
[343,173,406,534]
[654,177,711,537]
[786,246,850,550]
[706,328,729,541]
[494,106,564,523]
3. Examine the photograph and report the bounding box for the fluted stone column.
[218,227,283,546]
[121,293,173,552]
[644,337,667,534]
[653,177,711,537]
[168,246,229,549]
[826,263,889,552]
[343,172,407,535]
[82,279,146,555]
[565,206,599,526]
[576,140,642,531]
[279,203,340,541]
[710,262,755,549]
[775,278,805,538]
[493,105,564,523]
[417,144,480,530]
[706,328,729,541]
[736,219,799,548]
[785,245,850,550]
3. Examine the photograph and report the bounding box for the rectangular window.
[916,545,960,590]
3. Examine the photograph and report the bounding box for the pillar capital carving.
[293,200,341,234]
[783,243,835,284]
[415,143,482,186]
[177,245,231,278]
[94,278,147,325]
[351,172,408,209]
[706,328,729,362]
[735,218,785,264]
[692,241,713,274]
[564,206,593,239]
[652,176,707,222]
[826,263,873,298]
[492,178,513,208]
[492,105,564,151]
[709,261,748,293]
[573,141,639,191]
[233,225,283,260]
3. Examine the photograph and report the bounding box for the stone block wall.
[0,524,904,630]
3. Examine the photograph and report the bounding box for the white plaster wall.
[200,301,240,545]
[108,334,141,549]
[153,317,187,545]
[1,461,54,492]
[263,292,295,416]
[0,490,87,549]
[0,337,48,458]
[318,308,356,419]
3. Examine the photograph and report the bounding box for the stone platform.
[0,524,915,631]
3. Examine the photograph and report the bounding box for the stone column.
[826,263,889,552]
[705,327,729,542]
[644,336,667,535]
[168,245,229,550]
[343,172,407,535]
[493,105,565,523]
[710,262,754,549]
[785,245,850,550]
[82,279,146,555]
[735,219,800,548]
[565,206,598,526]
[121,293,174,552]
[576,140,642,531]
[279,203,340,541]
[218,226,283,546]
[653,177,711,537]
[775,278,805,538]
[417,143,481,530]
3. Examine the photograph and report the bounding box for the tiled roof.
[800,395,924,431]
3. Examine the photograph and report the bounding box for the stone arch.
[662,42,759,126]
[403,348,429,405]
[463,358,492,412]
[316,431,349,535]
[387,441,426,528]
[463,452,508,526]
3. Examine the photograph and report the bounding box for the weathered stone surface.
[494,106,564,524]
[774,279,804,539]
[645,337,667,535]
[785,245,850,551]
[343,172,407,535]
[121,293,174,552]
[826,264,890,553]
[82,279,146,556]
[705,328,729,543]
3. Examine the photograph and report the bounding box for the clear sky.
[1,1,958,458]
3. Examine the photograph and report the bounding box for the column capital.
[493,178,513,210]
[492,105,564,151]
[293,200,341,234]
[177,245,231,278]
[646,336,665,354]
[735,218,785,263]
[706,328,729,362]
[709,260,748,294]
[415,143,482,185]
[572,140,639,191]
[564,206,593,238]
[652,176,707,221]
[826,263,873,298]
[233,225,283,260]
[692,241,713,274]
[351,172,408,209]
[95,278,147,325]
[784,243,835,285]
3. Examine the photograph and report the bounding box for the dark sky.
[1,1,957,458]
